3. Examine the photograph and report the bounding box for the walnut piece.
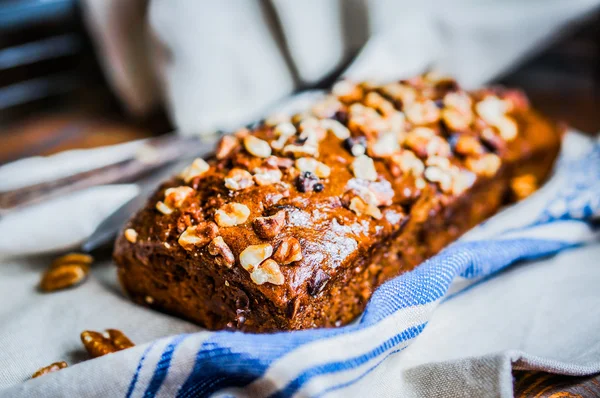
[283,143,319,158]
[295,157,331,178]
[351,155,378,181]
[271,122,297,150]
[80,329,134,358]
[404,99,440,125]
[124,228,138,243]
[348,196,382,220]
[250,259,284,286]
[208,236,235,268]
[224,168,255,191]
[214,203,251,227]
[31,362,68,379]
[239,243,273,271]
[465,153,501,177]
[216,135,239,159]
[51,252,93,268]
[389,150,424,177]
[253,167,283,186]
[370,131,400,158]
[155,201,174,215]
[180,158,210,183]
[454,135,484,156]
[320,118,350,140]
[178,222,219,251]
[511,174,538,200]
[40,262,89,292]
[273,236,303,264]
[164,186,194,208]
[253,210,286,240]
[244,135,272,158]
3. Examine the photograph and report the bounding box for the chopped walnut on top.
[156,186,195,215]
[214,203,251,227]
[348,196,382,220]
[389,150,425,177]
[320,119,350,140]
[244,135,272,158]
[273,236,302,264]
[351,155,378,181]
[253,210,286,239]
[180,158,210,183]
[271,122,297,150]
[224,168,255,191]
[465,153,502,177]
[404,99,440,125]
[369,131,401,158]
[332,80,363,103]
[216,135,239,159]
[239,243,283,285]
[178,221,219,251]
[295,157,331,178]
[475,96,518,142]
[208,236,235,268]
[253,167,283,186]
[124,228,138,243]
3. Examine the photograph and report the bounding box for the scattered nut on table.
[31,361,68,379]
[80,329,135,358]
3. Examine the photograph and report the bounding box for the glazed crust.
[113,74,562,332]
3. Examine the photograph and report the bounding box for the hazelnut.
[124,228,138,243]
[295,157,331,178]
[224,168,255,191]
[465,153,501,177]
[164,186,195,208]
[239,243,273,271]
[404,99,440,125]
[178,222,218,251]
[243,135,272,158]
[273,236,303,264]
[250,259,284,286]
[208,236,235,268]
[180,158,210,183]
[253,210,286,239]
[216,135,239,159]
[253,167,283,186]
[214,203,251,227]
[351,155,378,181]
[348,196,382,220]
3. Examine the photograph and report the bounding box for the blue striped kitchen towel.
[5,132,600,397]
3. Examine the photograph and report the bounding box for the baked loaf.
[113,73,562,332]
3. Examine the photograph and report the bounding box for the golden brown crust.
[113,73,562,332]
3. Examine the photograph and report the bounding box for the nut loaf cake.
[113,73,562,332]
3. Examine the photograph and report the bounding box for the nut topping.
[239,243,273,271]
[510,174,538,200]
[178,222,219,251]
[216,135,239,159]
[424,166,453,192]
[348,196,382,220]
[124,228,138,243]
[225,168,255,191]
[250,259,284,285]
[465,153,501,177]
[253,210,286,239]
[453,135,485,156]
[244,135,272,158]
[180,158,210,183]
[253,167,283,186]
[208,236,235,268]
[495,116,518,141]
[271,122,297,150]
[404,99,440,125]
[320,118,350,140]
[51,253,93,268]
[332,80,363,103]
[31,362,68,379]
[273,236,303,264]
[370,131,400,158]
[214,203,251,227]
[351,155,378,181]
[156,201,174,215]
[283,143,319,158]
[295,157,331,178]
[164,186,195,208]
[389,150,425,177]
[475,96,509,125]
